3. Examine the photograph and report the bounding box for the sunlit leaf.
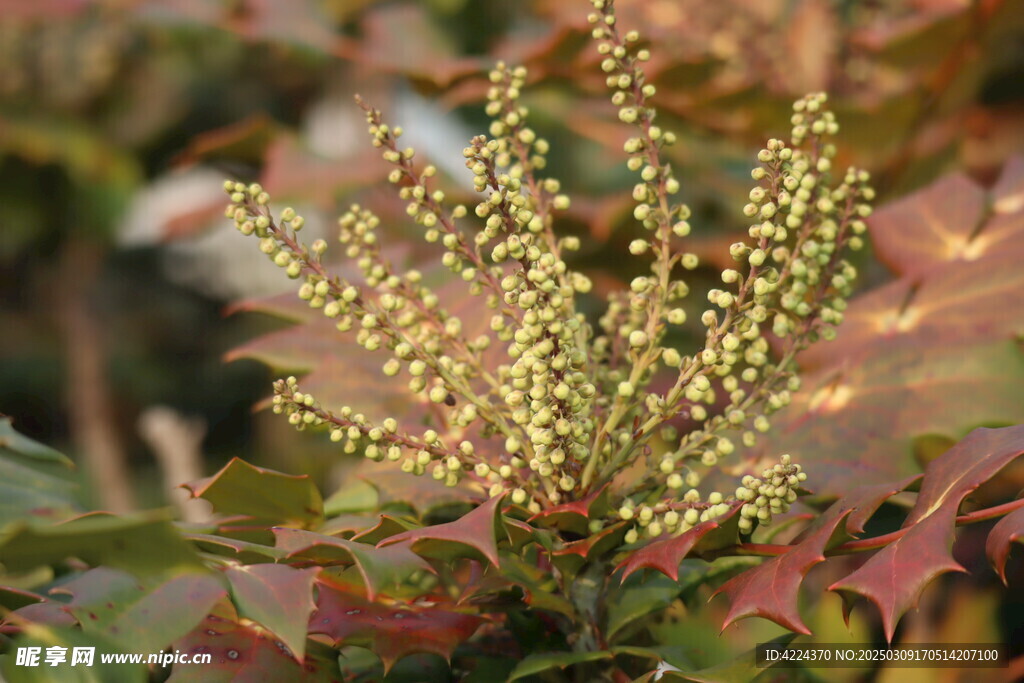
[183,458,323,528]
[377,495,506,567]
[830,425,1024,641]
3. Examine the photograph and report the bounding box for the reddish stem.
[726,497,1024,558]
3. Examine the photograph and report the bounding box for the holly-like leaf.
[183,533,286,563]
[224,564,319,662]
[308,579,485,672]
[183,458,323,528]
[0,512,204,577]
[170,601,341,682]
[617,504,743,581]
[271,528,432,599]
[376,495,506,567]
[712,475,921,634]
[550,522,628,576]
[985,504,1024,584]
[528,484,610,536]
[59,568,225,655]
[714,510,851,635]
[829,425,1024,640]
[507,651,614,681]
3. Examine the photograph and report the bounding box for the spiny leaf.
[617,504,743,581]
[308,579,485,673]
[550,522,628,576]
[528,483,610,535]
[985,504,1024,585]
[763,160,1024,494]
[714,510,851,635]
[183,458,323,528]
[507,651,613,681]
[0,512,204,577]
[170,600,341,682]
[183,533,286,563]
[376,494,506,567]
[712,474,922,634]
[829,425,1024,641]
[271,528,432,599]
[224,564,319,662]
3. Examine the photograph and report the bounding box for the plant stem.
[714,497,1024,559]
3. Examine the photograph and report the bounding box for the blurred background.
[1,0,1022,514]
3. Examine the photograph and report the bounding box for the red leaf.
[869,172,988,277]
[376,495,506,567]
[308,580,485,672]
[715,510,851,634]
[528,483,610,535]
[171,601,340,682]
[829,425,1024,641]
[712,475,918,634]
[985,505,1024,585]
[617,504,743,582]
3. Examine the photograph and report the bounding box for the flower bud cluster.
[735,454,807,534]
[356,96,512,318]
[220,0,866,531]
[617,488,736,545]
[462,131,597,502]
[272,377,485,489]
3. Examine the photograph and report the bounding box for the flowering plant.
[2,1,1023,681]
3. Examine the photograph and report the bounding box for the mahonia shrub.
[4,2,1024,682]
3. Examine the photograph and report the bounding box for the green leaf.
[224,564,319,662]
[0,418,80,527]
[659,635,797,683]
[377,494,507,567]
[507,651,613,681]
[607,574,682,641]
[323,479,378,516]
[56,568,226,655]
[0,512,205,577]
[272,528,432,599]
[183,533,286,563]
[183,458,323,528]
